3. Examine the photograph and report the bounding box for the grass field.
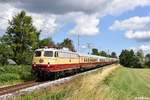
[0,65,34,86]
[17,64,150,100]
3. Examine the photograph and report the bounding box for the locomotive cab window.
[35,51,41,57]
[44,51,53,57]
[54,51,58,57]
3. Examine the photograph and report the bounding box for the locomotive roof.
[35,48,78,54]
[35,48,118,60]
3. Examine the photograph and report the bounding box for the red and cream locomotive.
[32,48,118,79]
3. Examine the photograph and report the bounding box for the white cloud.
[106,0,150,15]
[69,14,100,36]
[110,16,150,41]
[0,3,20,32]
[14,0,109,14]
[1,0,150,37]
[7,0,150,16]
[0,3,58,38]
[130,45,150,51]
[125,30,150,41]
[30,13,57,38]
[110,16,150,31]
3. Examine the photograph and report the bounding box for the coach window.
[54,51,58,57]
[44,51,53,57]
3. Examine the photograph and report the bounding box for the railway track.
[0,64,118,100]
[0,80,40,96]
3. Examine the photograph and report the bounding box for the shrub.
[0,73,20,83]
[0,65,34,84]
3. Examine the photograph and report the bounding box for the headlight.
[48,62,50,67]
[33,62,36,67]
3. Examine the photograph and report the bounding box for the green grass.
[102,67,150,100]
[16,65,150,100]
[0,65,34,86]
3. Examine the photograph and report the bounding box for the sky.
[0,0,150,55]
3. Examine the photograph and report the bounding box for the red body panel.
[32,61,113,72]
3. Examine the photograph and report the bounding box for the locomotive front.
[32,48,56,78]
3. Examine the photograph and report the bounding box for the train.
[32,47,118,79]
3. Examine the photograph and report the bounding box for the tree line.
[91,48,117,58]
[119,49,150,68]
[92,47,150,68]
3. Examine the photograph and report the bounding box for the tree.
[119,49,135,67]
[91,48,99,55]
[111,52,117,58]
[58,38,75,51]
[135,50,144,68]
[4,11,40,64]
[0,36,13,65]
[119,49,145,68]
[99,51,108,57]
[39,37,55,48]
[145,54,150,67]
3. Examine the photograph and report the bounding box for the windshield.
[35,51,41,57]
[44,51,53,57]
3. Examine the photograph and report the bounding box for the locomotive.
[32,48,118,79]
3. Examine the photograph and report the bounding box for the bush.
[0,65,34,84]
[145,61,150,68]
[0,73,20,83]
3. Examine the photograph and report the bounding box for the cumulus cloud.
[0,3,57,38]
[125,30,150,41]
[69,14,100,36]
[0,3,20,32]
[110,16,150,31]
[106,0,150,15]
[2,0,149,15]
[0,0,150,36]
[130,45,150,51]
[110,16,150,41]
[30,13,57,38]
[11,0,109,15]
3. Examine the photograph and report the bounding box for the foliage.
[91,48,116,57]
[0,65,33,85]
[135,50,144,68]
[119,50,134,67]
[0,37,13,65]
[39,37,55,48]
[3,11,40,64]
[99,50,108,57]
[91,48,99,55]
[145,54,150,67]
[57,38,75,51]
[111,52,117,58]
[119,49,145,68]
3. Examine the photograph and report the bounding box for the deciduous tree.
[58,38,75,51]
[111,52,117,58]
[39,37,55,48]
[4,11,40,64]
[91,48,99,55]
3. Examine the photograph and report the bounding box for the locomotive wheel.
[54,72,61,79]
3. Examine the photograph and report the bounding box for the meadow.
[17,65,150,100]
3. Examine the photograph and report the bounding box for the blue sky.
[0,0,150,55]
[52,6,150,54]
